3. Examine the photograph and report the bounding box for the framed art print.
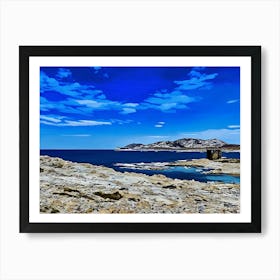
[19,46,261,233]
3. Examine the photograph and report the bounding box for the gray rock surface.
[40,156,240,214]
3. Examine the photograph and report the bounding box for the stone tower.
[207,149,222,160]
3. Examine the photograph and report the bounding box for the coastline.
[115,148,240,153]
[115,158,240,176]
[40,155,240,214]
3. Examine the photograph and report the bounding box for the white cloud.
[227,99,239,104]
[62,120,112,126]
[110,119,133,125]
[188,70,202,78]
[40,115,63,123]
[75,99,121,110]
[174,71,218,91]
[75,99,109,108]
[41,120,59,126]
[41,71,140,115]
[123,103,139,107]
[154,121,166,128]
[143,91,194,112]
[91,66,102,74]
[120,108,137,114]
[40,116,112,127]
[40,67,219,117]
[41,71,98,98]
[141,66,218,112]
[56,68,72,79]
[147,135,170,139]
[228,125,240,129]
[62,134,91,137]
[91,67,110,78]
[74,100,138,115]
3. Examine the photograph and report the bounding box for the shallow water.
[40,150,240,184]
[113,165,240,184]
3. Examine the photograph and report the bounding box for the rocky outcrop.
[115,158,240,176]
[40,156,240,214]
[119,138,239,151]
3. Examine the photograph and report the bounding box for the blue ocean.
[40,150,240,184]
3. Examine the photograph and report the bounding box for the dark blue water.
[40,150,240,184]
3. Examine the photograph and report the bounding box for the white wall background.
[0,0,279,279]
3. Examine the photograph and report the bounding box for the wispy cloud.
[91,67,109,78]
[40,115,112,127]
[146,135,170,139]
[124,103,139,107]
[40,96,90,114]
[154,121,165,128]
[62,134,91,137]
[40,115,65,123]
[93,67,101,73]
[120,103,139,114]
[75,99,120,110]
[120,108,137,114]
[74,99,138,115]
[110,119,133,125]
[227,99,239,104]
[40,67,219,117]
[142,90,195,112]
[140,68,217,112]
[41,71,100,98]
[174,69,218,91]
[228,125,240,129]
[56,68,72,79]
[62,120,112,126]
[41,69,137,115]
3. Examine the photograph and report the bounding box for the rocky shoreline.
[115,158,240,176]
[40,156,240,214]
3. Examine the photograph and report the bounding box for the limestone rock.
[40,156,240,214]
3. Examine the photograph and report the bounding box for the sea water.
[40,150,240,184]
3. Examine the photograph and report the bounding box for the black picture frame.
[20,46,261,233]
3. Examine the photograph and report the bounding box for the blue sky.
[40,66,240,149]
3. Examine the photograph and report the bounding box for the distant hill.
[119,138,240,151]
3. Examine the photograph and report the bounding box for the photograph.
[19,46,261,232]
[39,66,241,214]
